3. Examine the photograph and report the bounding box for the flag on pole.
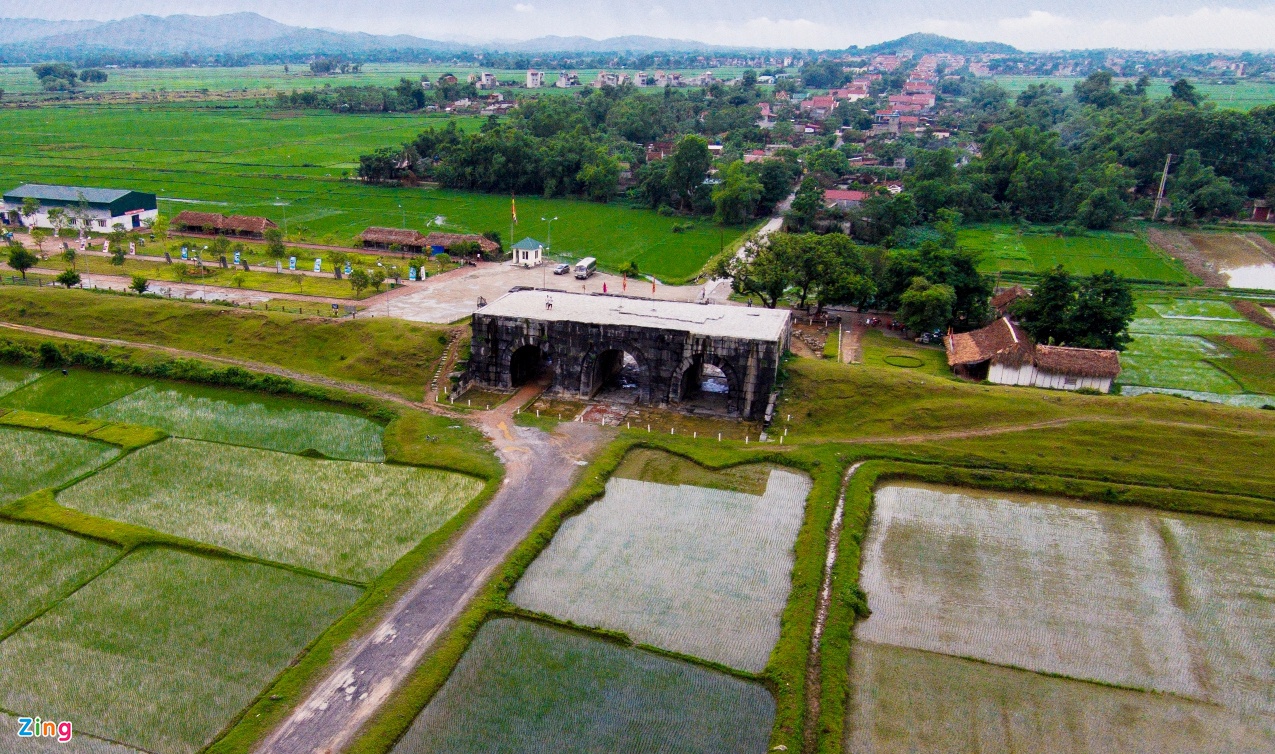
[652,279,656,294]
[511,194,518,225]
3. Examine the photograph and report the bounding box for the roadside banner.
[129,242,136,255]
[233,250,241,265]
[288,256,297,271]
[181,247,188,260]
[313,258,322,273]
[409,266,417,281]
[344,262,352,275]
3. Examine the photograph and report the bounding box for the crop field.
[0,522,117,636]
[0,104,749,281]
[58,438,481,581]
[1186,233,1275,290]
[857,330,949,376]
[0,371,151,415]
[0,427,119,503]
[1120,296,1274,401]
[612,446,777,495]
[988,75,1275,110]
[845,641,1275,753]
[392,618,775,754]
[0,548,359,754]
[510,469,811,672]
[958,224,1191,283]
[89,383,386,461]
[0,364,41,398]
[852,483,1275,731]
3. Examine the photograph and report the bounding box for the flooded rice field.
[847,483,1275,752]
[1188,233,1275,290]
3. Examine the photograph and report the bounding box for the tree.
[30,227,50,253]
[55,269,81,288]
[1011,265,1075,345]
[79,69,108,84]
[370,268,387,291]
[62,245,76,268]
[712,161,764,225]
[210,235,231,258]
[1167,150,1245,221]
[46,208,67,237]
[577,150,621,202]
[150,214,169,240]
[715,238,790,309]
[1170,79,1201,107]
[263,227,287,259]
[813,234,876,311]
[1069,271,1135,350]
[897,277,956,333]
[786,177,825,233]
[20,198,39,227]
[1074,71,1118,109]
[5,243,37,279]
[129,275,149,295]
[348,268,371,296]
[666,135,712,211]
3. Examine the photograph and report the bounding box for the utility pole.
[1152,153,1173,222]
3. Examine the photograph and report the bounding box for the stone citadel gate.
[467,289,792,421]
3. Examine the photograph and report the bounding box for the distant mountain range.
[0,12,1017,59]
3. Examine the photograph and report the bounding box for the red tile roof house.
[945,317,1121,393]
[799,95,837,120]
[824,189,869,210]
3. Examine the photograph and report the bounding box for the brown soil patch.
[1216,335,1265,353]
[1145,227,1226,287]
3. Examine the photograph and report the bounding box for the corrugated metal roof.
[4,184,140,204]
[478,290,790,341]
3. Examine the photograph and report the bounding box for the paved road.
[256,386,609,754]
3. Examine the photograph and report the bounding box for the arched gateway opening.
[584,348,644,403]
[509,344,548,387]
[673,355,740,415]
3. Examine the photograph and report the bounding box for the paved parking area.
[362,261,733,324]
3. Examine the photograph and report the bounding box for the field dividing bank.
[0,426,120,504]
[0,103,749,282]
[0,520,119,638]
[958,224,1193,283]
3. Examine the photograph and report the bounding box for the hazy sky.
[7,1,1275,50]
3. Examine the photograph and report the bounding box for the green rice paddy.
[988,75,1275,111]
[392,618,775,754]
[0,714,143,754]
[0,521,117,636]
[511,469,812,672]
[58,438,482,581]
[959,225,1192,283]
[0,427,119,503]
[89,383,386,461]
[0,365,42,399]
[0,548,359,754]
[0,104,750,282]
[0,371,152,415]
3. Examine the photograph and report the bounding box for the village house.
[944,317,1121,393]
[990,285,1031,316]
[555,72,580,88]
[510,237,545,267]
[824,189,869,210]
[171,210,278,239]
[526,70,544,88]
[799,95,837,120]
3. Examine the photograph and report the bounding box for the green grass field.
[59,438,483,581]
[988,75,1275,111]
[0,286,446,400]
[0,370,151,415]
[0,427,119,503]
[60,253,378,300]
[0,103,750,281]
[959,224,1192,283]
[857,330,949,376]
[511,468,811,672]
[0,548,359,754]
[89,382,386,461]
[392,618,775,754]
[0,521,117,636]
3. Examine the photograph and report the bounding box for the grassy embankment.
[0,286,449,401]
[0,103,752,283]
[958,223,1194,284]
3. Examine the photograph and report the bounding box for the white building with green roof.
[511,237,544,268]
[2,184,158,232]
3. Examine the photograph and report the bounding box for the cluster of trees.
[1011,266,1136,350]
[308,57,362,74]
[357,82,797,217]
[891,72,1274,231]
[31,63,107,91]
[276,78,426,113]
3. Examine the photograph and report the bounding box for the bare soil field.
[1187,233,1275,290]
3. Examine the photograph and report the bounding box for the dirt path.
[841,323,864,364]
[257,388,610,754]
[802,461,864,753]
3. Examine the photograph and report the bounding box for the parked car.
[553,263,570,275]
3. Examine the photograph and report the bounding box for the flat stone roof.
[478,289,791,341]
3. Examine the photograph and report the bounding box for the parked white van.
[574,257,597,279]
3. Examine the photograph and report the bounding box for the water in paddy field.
[1188,233,1275,290]
[847,483,1275,753]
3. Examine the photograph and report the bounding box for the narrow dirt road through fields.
[257,385,609,754]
